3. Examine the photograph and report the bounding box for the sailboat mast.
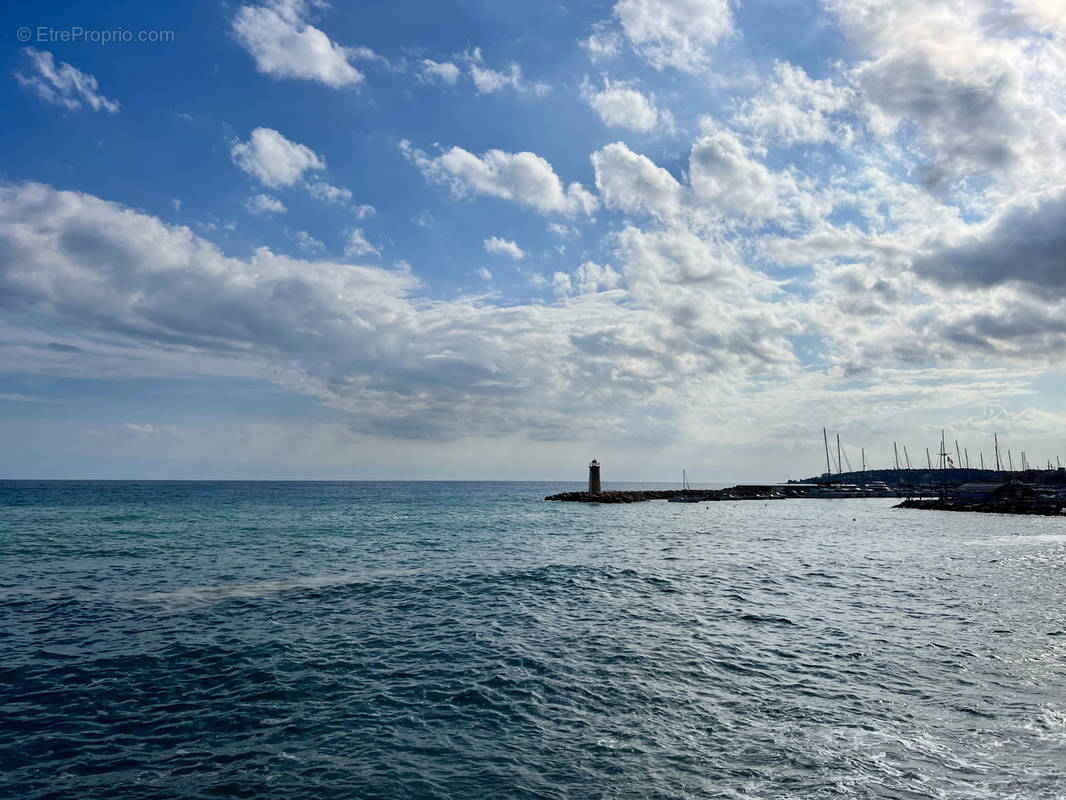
[994,433,1001,471]
[894,442,900,470]
[837,434,841,475]
[823,428,831,476]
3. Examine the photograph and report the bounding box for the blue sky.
[2,0,1066,480]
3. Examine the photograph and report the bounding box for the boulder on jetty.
[895,496,1064,515]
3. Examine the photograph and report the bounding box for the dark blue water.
[1,481,1064,799]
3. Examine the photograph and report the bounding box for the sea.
[1,480,1064,799]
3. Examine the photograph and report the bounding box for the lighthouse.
[588,459,601,494]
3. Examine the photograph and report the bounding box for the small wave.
[738,613,796,626]
[138,569,420,607]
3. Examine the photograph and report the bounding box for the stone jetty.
[544,486,814,503]
[895,496,1065,515]
[546,489,723,503]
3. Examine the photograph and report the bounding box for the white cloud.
[419,59,460,85]
[246,193,287,214]
[12,2,1066,466]
[575,261,621,293]
[294,230,324,253]
[612,0,734,72]
[471,62,521,94]
[580,27,622,61]
[0,182,812,446]
[1013,0,1066,32]
[307,181,352,204]
[551,271,573,295]
[580,77,667,133]
[343,227,380,258]
[591,142,684,217]
[463,48,550,96]
[402,140,598,216]
[15,48,119,113]
[688,126,786,221]
[483,236,526,259]
[231,128,325,188]
[232,0,365,88]
[826,0,1065,191]
[353,204,376,219]
[733,61,855,145]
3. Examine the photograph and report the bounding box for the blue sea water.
[1,480,1064,799]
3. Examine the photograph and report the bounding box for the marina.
[548,437,1066,512]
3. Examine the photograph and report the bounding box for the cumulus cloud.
[912,189,1066,291]
[15,48,119,113]
[232,0,365,88]
[827,0,1064,191]
[550,271,573,295]
[462,48,550,95]
[483,236,526,259]
[246,193,286,214]
[612,0,734,72]
[419,59,460,85]
[294,230,324,253]
[1012,0,1066,32]
[688,127,787,221]
[591,131,817,227]
[471,62,521,94]
[0,182,816,443]
[231,127,325,187]
[733,61,855,145]
[343,227,380,258]
[307,181,352,204]
[580,28,622,61]
[580,77,669,133]
[574,261,622,293]
[591,142,684,217]
[402,140,598,216]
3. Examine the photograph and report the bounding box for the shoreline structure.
[545,462,1066,514]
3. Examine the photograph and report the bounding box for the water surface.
[1,481,1063,798]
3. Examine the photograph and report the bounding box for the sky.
[2,0,1066,481]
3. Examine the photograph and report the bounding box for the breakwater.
[545,486,812,503]
[547,490,718,503]
[896,497,1065,516]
